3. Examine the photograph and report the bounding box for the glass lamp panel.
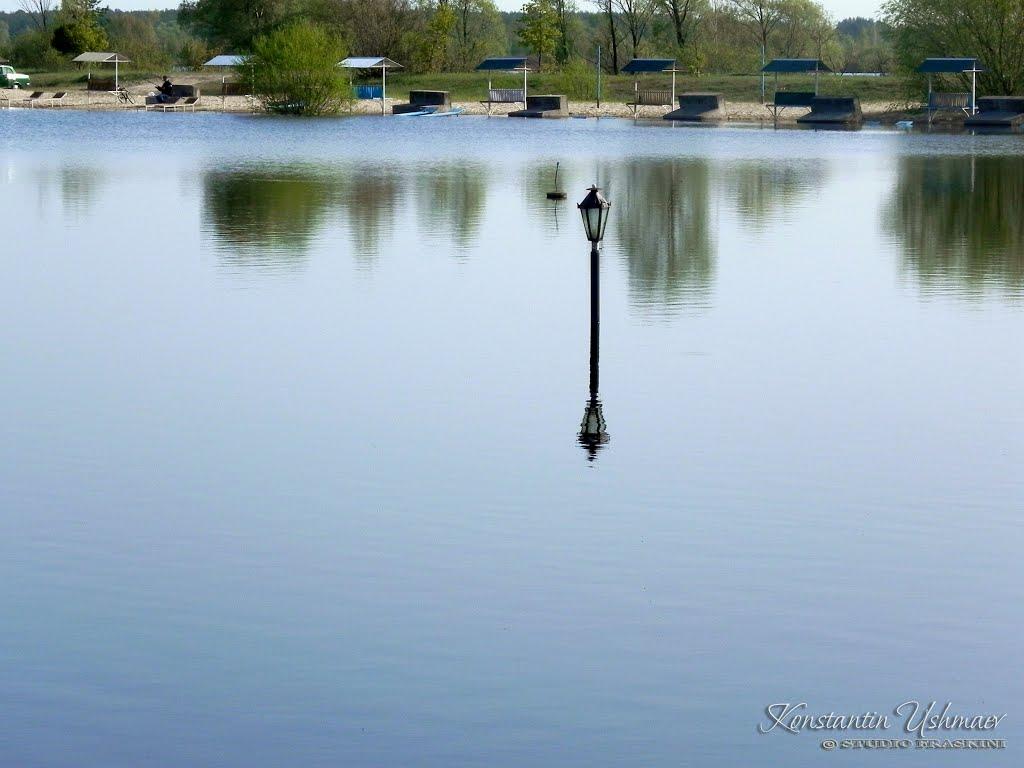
[583,206,603,242]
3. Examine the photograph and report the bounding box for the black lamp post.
[577,185,611,460]
[578,185,611,252]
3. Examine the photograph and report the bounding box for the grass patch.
[20,67,917,105]
[358,72,914,104]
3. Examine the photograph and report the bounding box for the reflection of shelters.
[476,57,531,112]
[338,57,403,114]
[204,54,252,107]
[917,57,982,120]
[72,52,131,91]
[622,58,679,117]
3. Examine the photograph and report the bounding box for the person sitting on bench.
[157,76,175,103]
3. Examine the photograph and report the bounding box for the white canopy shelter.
[204,54,247,67]
[72,52,131,90]
[205,54,253,108]
[338,57,403,114]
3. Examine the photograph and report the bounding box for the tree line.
[2,0,1023,97]
[1,1,893,76]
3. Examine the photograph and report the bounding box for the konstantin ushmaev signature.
[758,701,1007,742]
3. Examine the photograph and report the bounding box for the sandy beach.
[1,79,920,123]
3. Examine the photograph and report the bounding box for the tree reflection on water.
[884,155,1024,296]
[202,164,345,273]
[413,162,488,253]
[725,159,830,229]
[203,162,491,271]
[611,158,716,316]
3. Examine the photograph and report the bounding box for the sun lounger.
[22,91,44,107]
[149,96,200,112]
[147,97,180,111]
[47,91,67,107]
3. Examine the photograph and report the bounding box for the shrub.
[10,29,66,71]
[245,20,348,116]
[555,57,594,100]
[179,38,212,70]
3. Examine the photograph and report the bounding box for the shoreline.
[0,83,934,125]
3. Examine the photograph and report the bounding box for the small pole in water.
[547,162,567,200]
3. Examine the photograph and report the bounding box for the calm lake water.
[1,111,1022,767]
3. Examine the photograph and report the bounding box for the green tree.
[178,0,298,51]
[51,0,108,55]
[551,0,577,65]
[245,20,348,115]
[452,0,505,69]
[107,12,170,69]
[419,0,456,70]
[518,0,558,68]
[10,28,64,68]
[883,0,1024,94]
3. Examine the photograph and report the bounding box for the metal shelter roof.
[338,57,403,69]
[761,58,831,73]
[204,54,247,67]
[72,52,131,63]
[475,57,530,71]
[622,58,677,73]
[917,57,983,73]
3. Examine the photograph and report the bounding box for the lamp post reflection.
[577,185,611,460]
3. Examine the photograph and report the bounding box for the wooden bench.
[221,81,249,97]
[766,90,816,120]
[629,89,673,116]
[87,78,115,92]
[927,91,970,123]
[481,88,525,113]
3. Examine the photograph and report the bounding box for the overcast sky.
[0,0,884,24]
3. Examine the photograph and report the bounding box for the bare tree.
[656,0,701,52]
[729,0,784,99]
[612,0,655,58]
[19,0,54,30]
[592,0,621,73]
